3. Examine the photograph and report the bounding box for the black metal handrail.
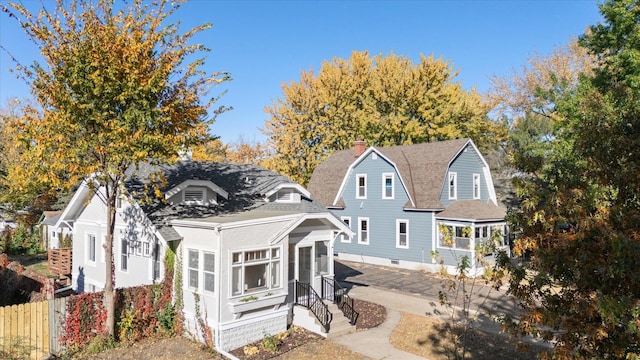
[321,276,359,326]
[294,281,332,332]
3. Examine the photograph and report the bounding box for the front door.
[298,246,312,284]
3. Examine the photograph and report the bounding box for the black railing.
[321,276,359,326]
[295,281,332,332]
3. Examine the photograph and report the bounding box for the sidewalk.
[330,260,517,359]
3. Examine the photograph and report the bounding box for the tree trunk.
[104,194,116,337]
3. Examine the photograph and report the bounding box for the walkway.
[331,260,521,359]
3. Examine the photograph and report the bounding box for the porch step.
[325,302,355,339]
[292,302,356,339]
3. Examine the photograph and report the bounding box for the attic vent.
[390,258,399,265]
[184,189,205,203]
[372,153,378,160]
[277,190,292,201]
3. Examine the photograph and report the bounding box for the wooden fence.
[0,298,67,359]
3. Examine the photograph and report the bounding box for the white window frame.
[437,222,472,251]
[473,173,481,199]
[230,246,282,297]
[187,249,199,290]
[396,219,409,249]
[340,216,351,243]
[358,217,369,245]
[135,240,142,256]
[120,237,128,272]
[448,172,457,200]
[203,251,215,293]
[382,173,394,199]
[356,174,367,199]
[87,233,97,264]
[143,241,150,257]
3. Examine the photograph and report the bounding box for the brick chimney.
[354,139,366,158]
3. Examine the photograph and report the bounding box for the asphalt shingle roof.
[308,138,471,210]
[125,161,327,239]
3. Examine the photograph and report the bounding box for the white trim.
[382,173,394,199]
[264,183,310,199]
[164,179,229,201]
[86,233,97,266]
[228,245,283,298]
[340,216,351,243]
[448,172,457,200]
[331,147,416,207]
[356,174,367,199]
[483,166,498,205]
[358,217,369,245]
[119,236,129,273]
[396,219,409,249]
[473,173,481,199]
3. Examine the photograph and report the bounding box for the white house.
[58,160,354,351]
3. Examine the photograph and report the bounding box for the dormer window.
[184,187,206,204]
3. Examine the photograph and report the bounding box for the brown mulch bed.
[230,298,387,359]
[390,312,551,360]
[354,298,386,330]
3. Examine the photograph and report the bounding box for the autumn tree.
[0,99,57,214]
[498,1,640,357]
[1,0,229,338]
[486,39,596,174]
[263,50,506,185]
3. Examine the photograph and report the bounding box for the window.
[87,234,96,263]
[358,218,369,244]
[356,174,367,199]
[188,249,199,289]
[473,174,481,199]
[135,241,142,256]
[396,220,409,248]
[121,238,128,271]
[314,241,329,276]
[152,243,161,281]
[438,223,471,250]
[143,241,150,257]
[184,187,205,204]
[203,252,215,293]
[231,247,281,296]
[382,173,394,199]
[341,217,351,243]
[448,172,457,200]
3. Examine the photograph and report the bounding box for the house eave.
[403,207,444,212]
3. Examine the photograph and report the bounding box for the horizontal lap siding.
[333,153,434,264]
[440,144,490,206]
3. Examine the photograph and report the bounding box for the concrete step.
[326,302,356,338]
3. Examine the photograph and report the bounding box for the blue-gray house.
[308,138,508,273]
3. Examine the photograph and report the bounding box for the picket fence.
[0,297,67,359]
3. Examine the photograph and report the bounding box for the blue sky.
[0,0,602,143]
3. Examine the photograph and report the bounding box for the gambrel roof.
[308,138,474,210]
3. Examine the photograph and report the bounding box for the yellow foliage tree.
[1,0,229,337]
[263,50,506,185]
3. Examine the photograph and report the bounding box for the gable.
[308,138,472,210]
